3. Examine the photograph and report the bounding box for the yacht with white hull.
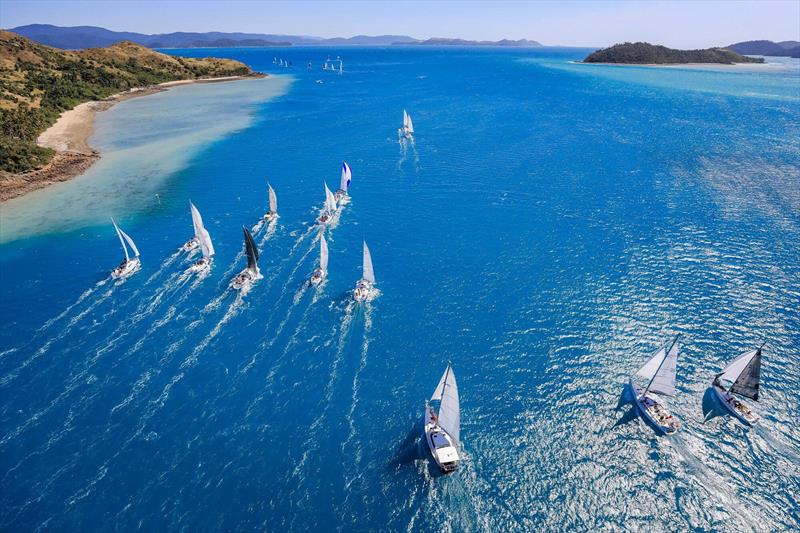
[310,233,329,285]
[110,218,141,279]
[712,344,764,426]
[424,364,460,474]
[353,240,376,302]
[628,336,681,435]
[230,227,261,291]
[317,182,338,226]
[186,203,215,273]
[399,109,414,140]
[263,183,279,222]
[334,161,352,204]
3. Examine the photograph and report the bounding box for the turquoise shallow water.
[1,47,799,531]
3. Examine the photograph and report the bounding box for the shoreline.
[1,73,265,203]
[573,60,781,70]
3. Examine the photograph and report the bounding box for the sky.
[1,0,799,48]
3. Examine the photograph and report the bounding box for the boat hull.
[353,279,375,302]
[187,257,211,274]
[111,257,140,279]
[230,268,261,291]
[263,212,278,222]
[712,383,759,426]
[310,268,326,285]
[423,404,459,474]
[629,380,680,435]
[334,190,350,204]
[181,237,199,252]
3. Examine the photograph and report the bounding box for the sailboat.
[110,218,141,279]
[338,61,343,74]
[230,227,261,291]
[399,109,414,140]
[712,344,764,425]
[628,336,681,434]
[181,202,201,252]
[424,364,460,474]
[317,182,338,225]
[353,240,376,302]
[310,233,329,285]
[186,203,215,273]
[263,183,279,221]
[334,161,352,203]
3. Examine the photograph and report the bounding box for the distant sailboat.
[181,201,202,252]
[400,109,414,139]
[310,233,329,285]
[110,218,141,279]
[317,182,338,225]
[187,203,215,273]
[424,364,460,474]
[263,183,279,221]
[712,344,764,425]
[628,335,681,434]
[334,161,352,203]
[353,240,376,302]
[230,227,261,291]
[339,61,343,74]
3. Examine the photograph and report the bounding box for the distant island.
[397,38,542,47]
[583,42,764,64]
[0,30,259,201]
[727,40,800,58]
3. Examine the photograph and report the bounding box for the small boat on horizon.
[230,226,261,291]
[628,335,681,435]
[424,363,461,474]
[263,183,279,222]
[310,232,329,285]
[186,202,215,273]
[317,182,338,225]
[399,109,414,140]
[711,344,764,426]
[353,240,376,302]
[110,218,141,279]
[334,161,352,204]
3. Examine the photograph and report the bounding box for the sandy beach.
[1,74,264,202]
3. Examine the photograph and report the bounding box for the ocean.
[1,46,798,531]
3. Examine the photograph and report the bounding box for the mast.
[642,334,679,399]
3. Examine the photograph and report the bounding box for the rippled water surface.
[1,47,799,531]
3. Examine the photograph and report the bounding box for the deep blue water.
[1,46,799,531]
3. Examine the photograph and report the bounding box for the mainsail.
[111,218,129,261]
[191,203,214,258]
[243,227,259,271]
[406,113,414,133]
[362,240,375,284]
[320,234,329,271]
[190,201,202,237]
[403,109,408,129]
[324,182,337,212]
[340,161,352,191]
[636,337,679,397]
[268,184,278,214]
[722,348,762,400]
[431,364,460,443]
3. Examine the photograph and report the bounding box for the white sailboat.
[110,218,141,279]
[263,183,279,221]
[424,364,460,474]
[712,344,764,425]
[353,240,376,302]
[334,161,352,203]
[317,182,338,225]
[628,336,681,434]
[399,109,414,139]
[230,227,261,291]
[181,201,201,252]
[187,203,215,273]
[310,233,329,285]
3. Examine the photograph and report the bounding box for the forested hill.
[0,30,253,174]
[583,42,764,64]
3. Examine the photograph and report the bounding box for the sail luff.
[362,240,375,284]
[730,349,762,400]
[268,184,277,213]
[111,218,129,261]
[320,234,329,271]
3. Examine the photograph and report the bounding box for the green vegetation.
[0,30,253,174]
[583,42,765,65]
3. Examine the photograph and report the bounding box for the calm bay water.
[1,47,799,531]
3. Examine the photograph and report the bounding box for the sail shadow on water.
[701,386,729,423]
[611,387,640,429]
[390,415,427,468]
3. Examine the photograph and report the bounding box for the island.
[0,30,262,201]
[397,37,542,47]
[583,42,764,64]
[727,40,800,58]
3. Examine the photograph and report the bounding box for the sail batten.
[268,184,278,214]
[320,234,329,271]
[362,240,375,284]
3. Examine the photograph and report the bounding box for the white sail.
[111,218,129,261]
[403,109,408,129]
[406,113,414,133]
[720,348,762,400]
[340,161,352,191]
[636,341,678,397]
[268,184,278,213]
[119,228,140,258]
[324,182,337,212]
[190,202,203,238]
[719,349,757,384]
[199,227,214,258]
[431,365,460,443]
[362,240,375,284]
[320,234,329,271]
